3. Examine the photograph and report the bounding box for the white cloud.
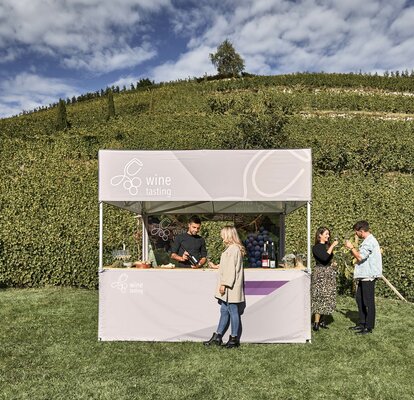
[63,45,157,73]
[150,45,216,82]
[0,0,171,73]
[109,75,148,89]
[390,6,414,39]
[0,48,22,63]
[0,73,80,118]
[182,0,414,75]
[244,54,273,76]
[144,0,414,85]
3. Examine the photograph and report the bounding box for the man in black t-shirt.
[170,215,207,268]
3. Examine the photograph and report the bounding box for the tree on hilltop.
[209,39,245,77]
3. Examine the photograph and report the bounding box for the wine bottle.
[269,242,276,268]
[262,241,269,268]
[182,246,199,266]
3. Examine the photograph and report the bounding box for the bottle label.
[189,255,199,266]
[270,260,276,268]
[262,259,269,268]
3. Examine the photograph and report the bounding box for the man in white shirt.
[345,220,382,335]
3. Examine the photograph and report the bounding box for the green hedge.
[1,136,412,299]
[286,174,414,300]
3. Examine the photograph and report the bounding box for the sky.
[1,0,414,119]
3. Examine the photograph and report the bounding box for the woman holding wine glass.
[311,227,339,331]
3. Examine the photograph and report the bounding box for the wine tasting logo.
[111,158,143,195]
[111,158,173,197]
[111,273,144,295]
[150,217,172,241]
[111,273,128,293]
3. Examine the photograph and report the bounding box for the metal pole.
[307,201,311,272]
[279,213,286,262]
[99,201,103,272]
[142,214,149,261]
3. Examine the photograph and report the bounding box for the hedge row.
[0,135,413,300]
[286,174,414,300]
[4,77,414,140]
[200,73,414,93]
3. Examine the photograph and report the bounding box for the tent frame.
[98,200,312,272]
[98,149,312,272]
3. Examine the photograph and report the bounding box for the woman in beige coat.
[204,226,245,348]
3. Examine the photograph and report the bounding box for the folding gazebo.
[98,149,312,343]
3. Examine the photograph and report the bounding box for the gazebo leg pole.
[279,213,286,261]
[142,214,149,261]
[99,201,103,272]
[307,201,311,273]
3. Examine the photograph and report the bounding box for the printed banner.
[99,269,311,343]
[99,149,312,203]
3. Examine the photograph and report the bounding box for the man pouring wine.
[170,215,207,268]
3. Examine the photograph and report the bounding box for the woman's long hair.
[314,226,331,246]
[221,226,246,256]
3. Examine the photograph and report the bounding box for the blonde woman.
[204,226,246,348]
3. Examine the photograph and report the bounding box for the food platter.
[158,263,176,269]
[132,261,151,269]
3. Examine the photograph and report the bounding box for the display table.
[98,268,311,343]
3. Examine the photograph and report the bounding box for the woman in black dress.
[312,227,339,331]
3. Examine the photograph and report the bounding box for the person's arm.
[170,237,188,263]
[220,248,241,294]
[327,239,339,254]
[345,240,362,262]
[219,246,237,290]
[171,252,189,263]
[313,242,337,263]
[219,284,226,295]
[208,260,219,269]
[196,257,207,268]
[197,238,208,267]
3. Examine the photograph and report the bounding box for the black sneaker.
[356,328,372,335]
[224,335,240,348]
[319,321,329,329]
[348,325,364,331]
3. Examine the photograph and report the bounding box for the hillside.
[0,73,413,300]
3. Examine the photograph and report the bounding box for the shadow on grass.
[337,308,359,325]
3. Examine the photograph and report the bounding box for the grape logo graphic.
[111,273,129,293]
[111,273,144,294]
[151,217,172,241]
[111,158,143,195]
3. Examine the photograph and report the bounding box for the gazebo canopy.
[98,149,312,215]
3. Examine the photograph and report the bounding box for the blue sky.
[1,0,414,119]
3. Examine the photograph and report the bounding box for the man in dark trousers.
[171,215,207,268]
[345,220,382,335]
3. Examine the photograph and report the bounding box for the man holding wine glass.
[170,215,207,268]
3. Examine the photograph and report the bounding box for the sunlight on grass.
[0,288,413,400]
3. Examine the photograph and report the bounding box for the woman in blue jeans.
[204,226,245,348]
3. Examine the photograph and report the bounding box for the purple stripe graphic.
[245,280,289,295]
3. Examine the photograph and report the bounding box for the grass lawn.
[0,288,413,400]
